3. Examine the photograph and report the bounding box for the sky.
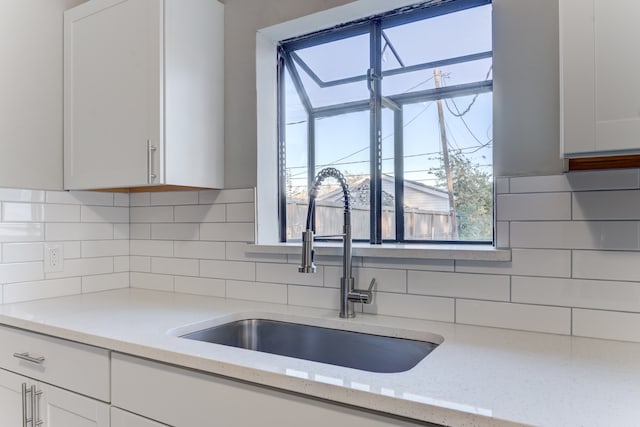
[282,4,493,198]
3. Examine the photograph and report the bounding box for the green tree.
[430,150,493,240]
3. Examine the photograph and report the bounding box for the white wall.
[224,0,566,188]
[0,0,566,188]
[224,0,357,189]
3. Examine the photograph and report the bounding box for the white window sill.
[247,242,511,261]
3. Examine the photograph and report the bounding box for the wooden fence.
[286,202,453,240]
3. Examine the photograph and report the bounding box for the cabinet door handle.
[147,140,157,184]
[13,352,46,365]
[32,385,43,427]
[21,383,28,427]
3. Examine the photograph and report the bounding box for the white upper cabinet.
[64,0,224,190]
[560,0,640,157]
[0,0,85,190]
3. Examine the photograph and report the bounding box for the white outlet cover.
[44,243,64,273]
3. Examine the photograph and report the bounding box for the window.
[277,0,493,244]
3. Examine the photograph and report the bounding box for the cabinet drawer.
[0,325,109,401]
[112,352,428,427]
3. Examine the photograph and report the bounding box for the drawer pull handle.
[13,352,45,365]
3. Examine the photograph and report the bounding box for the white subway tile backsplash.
[81,240,129,258]
[510,221,639,250]
[45,257,113,279]
[150,191,199,206]
[200,222,254,242]
[497,193,571,221]
[0,189,45,203]
[200,260,255,281]
[46,223,113,241]
[82,272,129,293]
[0,223,44,242]
[512,276,640,312]
[130,240,173,257]
[573,190,640,220]
[257,262,323,286]
[573,309,640,342]
[288,285,339,310]
[151,223,199,240]
[130,206,173,223]
[174,241,225,260]
[130,193,150,207]
[456,249,571,278]
[151,257,199,276]
[130,256,151,272]
[130,272,173,292]
[81,206,129,223]
[456,300,571,335]
[496,221,510,249]
[2,243,43,263]
[114,223,130,240]
[509,175,571,193]
[3,278,81,304]
[114,256,130,272]
[495,177,510,194]
[3,203,80,222]
[0,262,44,283]
[363,292,454,322]
[566,169,640,191]
[573,250,640,282]
[226,203,255,222]
[324,266,406,293]
[114,193,130,207]
[4,174,640,342]
[174,276,225,298]
[174,204,225,223]
[226,280,287,304]
[130,224,151,239]
[46,191,114,206]
[199,188,254,204]
[408,271,510,301]
[62,241,81,259]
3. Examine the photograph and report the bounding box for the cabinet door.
[38,382,110,427]
[0,369,26,427]
[111,407,169,427]
[561,0,640,156]
[113,353,431,427]
[64,0,163,189]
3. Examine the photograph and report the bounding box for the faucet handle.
[366,278,376,293]
[348,278,376,305]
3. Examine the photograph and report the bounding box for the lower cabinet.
[111,407,168,427]
[112,352,433,427]
[0,368,23,426]
[0,367,109,427]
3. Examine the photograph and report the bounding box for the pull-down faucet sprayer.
[298,168,374,318]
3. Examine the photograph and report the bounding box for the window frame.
[256,0,496,248]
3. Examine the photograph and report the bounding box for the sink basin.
[180,319,438,373]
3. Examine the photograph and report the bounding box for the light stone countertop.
[1,288,639,427]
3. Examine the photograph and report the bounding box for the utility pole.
[433,68,458,240]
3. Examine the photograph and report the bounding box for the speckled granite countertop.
[1,289,639,427]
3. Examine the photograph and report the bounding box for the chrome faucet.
[298,168,374,318]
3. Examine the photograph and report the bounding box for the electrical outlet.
[44,243,64,273]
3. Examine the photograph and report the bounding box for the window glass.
[279,1,493,244]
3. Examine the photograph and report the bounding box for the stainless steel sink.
[180,319,438,373]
